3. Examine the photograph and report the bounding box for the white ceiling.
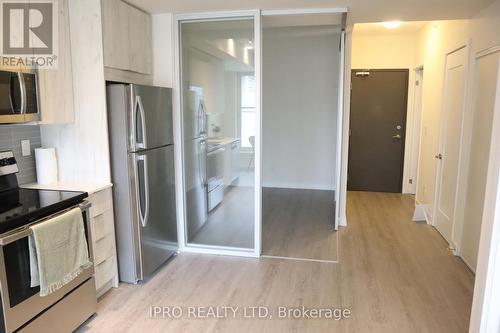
[126,0,494,23]
[353,21,428,35]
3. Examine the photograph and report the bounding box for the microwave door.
[0,71,39,123]
[11,73,23,114]
[0,72,22,116]
[22,73,39,118]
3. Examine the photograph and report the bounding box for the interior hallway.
[79,192,474,333]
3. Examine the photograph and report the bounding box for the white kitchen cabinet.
[87,187,119,297]
[101,0,153,75]
[37,0,75,124]
[222,139,241,186]
[231,140,241,183]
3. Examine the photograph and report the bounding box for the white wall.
[262,28,340,190]
[352,33,418,68]
[351,31,418,194]
[222,72,238,138]
[40,0,110,184]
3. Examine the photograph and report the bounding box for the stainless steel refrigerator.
[107,83,177,283]
[184,86,208,240]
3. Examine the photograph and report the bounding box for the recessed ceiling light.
[383,21,402,29]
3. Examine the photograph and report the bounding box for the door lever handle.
[435,154,443,160]
[392,134,401,140]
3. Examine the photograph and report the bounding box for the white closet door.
[434,46,468,246]
[461,50,500,271]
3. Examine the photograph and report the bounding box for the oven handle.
[0,201,92,246]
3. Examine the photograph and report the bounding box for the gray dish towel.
[29,207,92,296]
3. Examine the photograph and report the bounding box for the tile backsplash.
[0,125,41,185]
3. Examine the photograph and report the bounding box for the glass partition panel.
[180,18,255,250]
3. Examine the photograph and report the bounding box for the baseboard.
[457,251,476,273]
[413,204,431,224]
[262,183,335,191]
[339,214,347,227]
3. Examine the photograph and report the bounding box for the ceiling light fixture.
[383,21,402,29]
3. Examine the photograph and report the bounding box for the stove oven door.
[0,203,95,333]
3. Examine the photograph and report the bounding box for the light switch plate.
[21,140,31,156]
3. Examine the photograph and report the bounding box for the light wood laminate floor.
[190,185,254,249]
[78,191,474,333]
[262,188,338,261]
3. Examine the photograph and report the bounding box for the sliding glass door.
[178,12,261,255]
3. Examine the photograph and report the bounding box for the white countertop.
[207,137,239,152]
[207,137,239,146]
[21,181,113,195]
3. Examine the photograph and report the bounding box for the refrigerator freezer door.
[133,145,178,279]
[184,137,208,240]
[130,85,174,151]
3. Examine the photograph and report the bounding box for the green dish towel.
[29,207,93,296]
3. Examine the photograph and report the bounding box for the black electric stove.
[0,188,88,234]
[0,151,88,234]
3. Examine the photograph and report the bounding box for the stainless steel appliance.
[0,70,39,124]
[183,87,208,239]
[0,151,96,333]
[207,145,225,211]
[107,83,177,284]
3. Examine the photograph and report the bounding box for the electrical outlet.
[21,140,31,156]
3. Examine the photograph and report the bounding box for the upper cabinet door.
[128,6,153,75]
[102,0,130,71]
[102,0,152,75]
[37,0,75,124]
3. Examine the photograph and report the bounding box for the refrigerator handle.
[199,140,207,189]
[136,154,150,228]
[134,96,148,150]
[200,101,207,136]
[203,102,208,135]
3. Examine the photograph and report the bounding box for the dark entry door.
[348,69,409,193]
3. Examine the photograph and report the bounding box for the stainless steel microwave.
[0,70,39,124]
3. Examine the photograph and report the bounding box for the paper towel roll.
[35,148,58,185]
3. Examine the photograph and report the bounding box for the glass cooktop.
[0,188,88,234]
